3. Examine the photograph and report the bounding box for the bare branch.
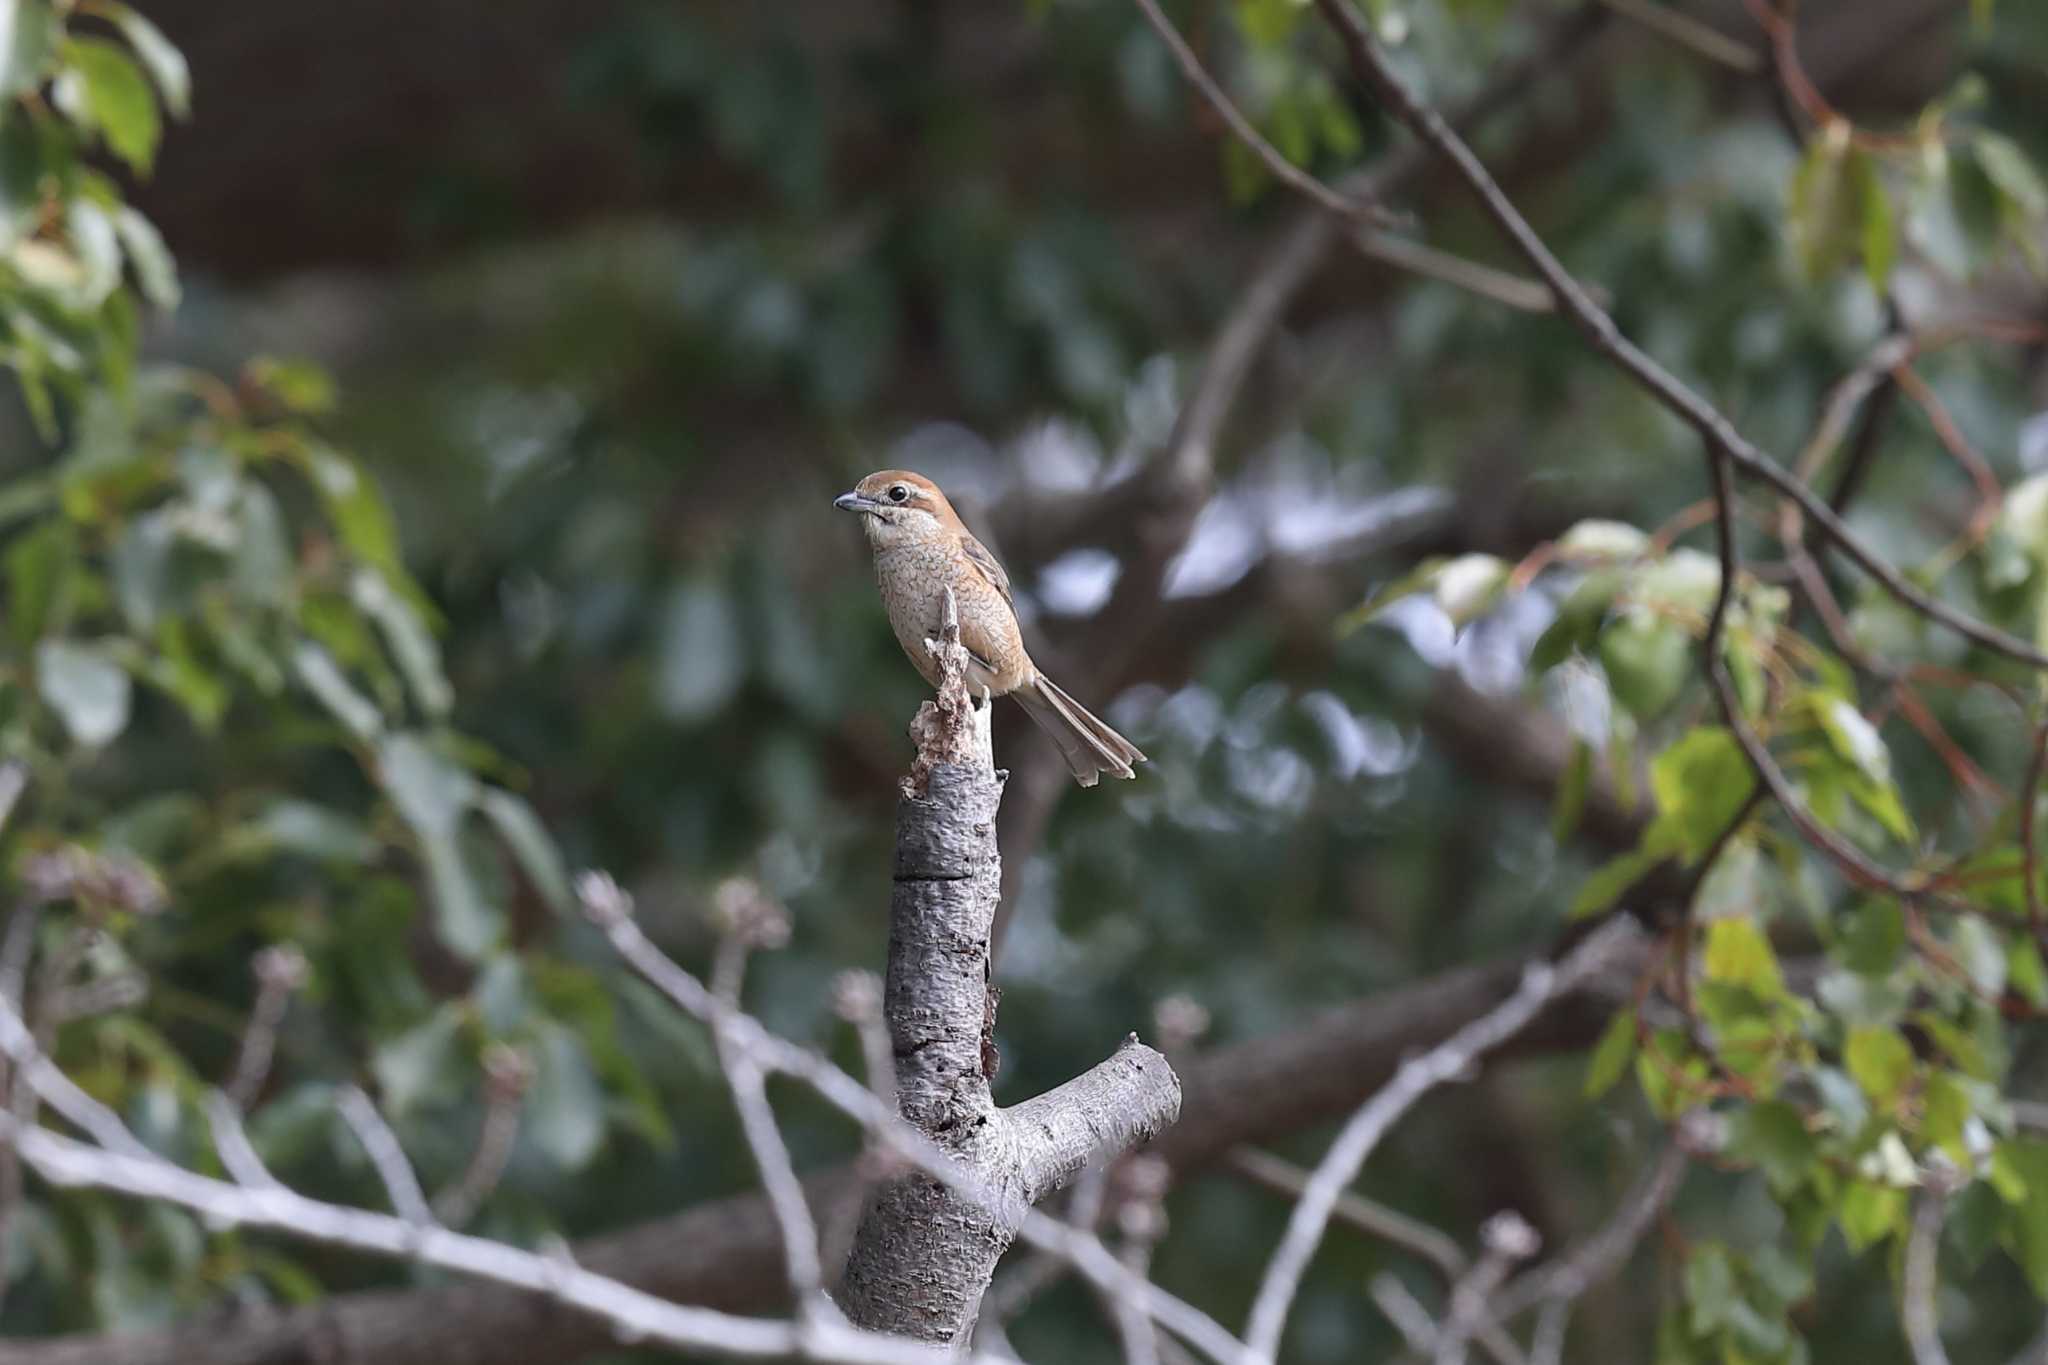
[1434,1213,1540,1365]
[1904,1176,1957,1365]
[1105,1157,1172,1365]
[1528,1302,1571,1365]
[1243,918,1642,1361]
[204,1089,285,1192]
[432,1044,530,1227]
[1372,1274,1445,1356]
[0,1108,977,1365]
[1492,1137,1690,1321]
[226,944,309,1110]
[1348,231,1562,312]
[0,990,147,1157]
[338,1085,435,1230]
[1230,1147,1466,1285]
[1595,0,1761,71]
[577,877,1230,1365]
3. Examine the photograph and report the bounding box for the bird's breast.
[873,543,1030,692]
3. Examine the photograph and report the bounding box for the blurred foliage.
[4,0,2048,1362]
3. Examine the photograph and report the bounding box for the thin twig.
[1242,919,1641,1361]
[338,1085,435,1230]
[1434,1213,1540,1365]
[0,984,147,1156]
[1491,1138,1690,1320]
[204,1089,285,1191]
[226,945,308,1110]
[1105,1157,1172,1365]
[1131,0,1401,229]
[432,1044,530,1227]
[1372,1272,1445,1354]
[1350,231,1561,312]
[1529,1302,1570,1365]
[1596,0,1761,70]
[722,1040,834,1318]
[1230,1147,1465,1283]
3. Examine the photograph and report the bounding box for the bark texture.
[833,658,1181,1346]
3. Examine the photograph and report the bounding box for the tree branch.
[0,930,1641,1365]
[1305,0,2048,672]
[1241,919,1643,1361]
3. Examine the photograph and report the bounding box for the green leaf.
[1703,918,1784,997]
[528,1021,605,1170]
[1557,519,1650,563]
[7,517,77,643]
[1649,727,1757,862]
[94,4,189,117]
[1837,899,1904,977]
[1432,553,1509,626]
[36,637,132,746]
[1336,556,1446,637]
[1975,131,2048,222]
[477,788,571,912]
[1584,1008,1636,1098]
[1598,614,1691,718]
[1,0,56,97]
[67,197,121,307]
[244,799,378,864]
[371,1007,464,1117]
[1529,568,1621,671]
[112,205,177,309]
[378,734,497,958]
[1838,1180,1905,1253]
[1813,696,1891,786]
[1922,1070,1971,1163]
[1858,146,1895,295]
[292,642,383,740]
[1728,1101,1816,1194]
[54,39,160,174]
[254,358,338,415]
[1684,1242,1738,1334]
[2012,936,2048,1007]
[1949,916,2008,998]
[352,570,450,717]
[2007,1141,2048,1295]
[1568,846,1659,919]
[1638,1028,1710,1120]
[1844,1025,1914,1107]
[1789,129,1866,281]
[1550,739,1591,843]
[145,618,227,730]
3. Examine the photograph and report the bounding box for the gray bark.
[833,648,1181,1347]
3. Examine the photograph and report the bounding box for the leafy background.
[3,0,2048,1360]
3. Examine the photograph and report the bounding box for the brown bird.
[835,470,1146,787]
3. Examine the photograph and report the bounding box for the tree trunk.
[833,618,1182,1346]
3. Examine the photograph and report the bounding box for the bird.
[834,470,1146,787]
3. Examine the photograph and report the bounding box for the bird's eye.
[888,485,909,503]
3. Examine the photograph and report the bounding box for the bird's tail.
[1011,674,1146,788]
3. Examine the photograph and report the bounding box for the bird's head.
[833,470,958,548]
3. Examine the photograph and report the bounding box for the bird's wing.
[957,530,1014,608]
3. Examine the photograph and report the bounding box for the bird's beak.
[834,491,878,513]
